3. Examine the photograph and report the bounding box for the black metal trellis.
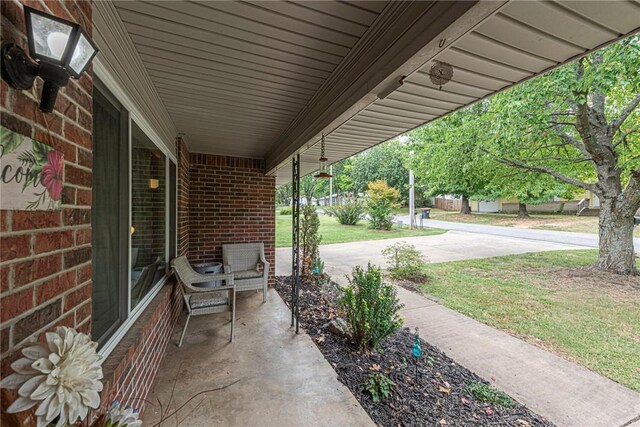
[291,154,301,333]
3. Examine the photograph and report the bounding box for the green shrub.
[366,180,401,230]
[325,198,366,225]
[301,205,321,278]
[382,242,429,280]
[463,381,515,408]
[280,206,292,215]
[364,372,395,402]
[339,263,404,350]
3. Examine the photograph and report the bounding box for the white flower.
[103,401,143,427]
[0,326,103,427]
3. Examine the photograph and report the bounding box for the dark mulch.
[274,276,554,427]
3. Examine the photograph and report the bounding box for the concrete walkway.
[144,290,374,427]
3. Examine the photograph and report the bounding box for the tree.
[300,175,319,205]
[484,37,640,275]
[347,142,410,202]
[409,103,500,214]
[366,180,401,230]
[276,183,291,206]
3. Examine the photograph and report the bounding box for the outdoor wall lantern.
[314,133,332,179]
[0,6,98,113]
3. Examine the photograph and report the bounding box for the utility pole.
[329,164,333,206]
[409,151,415,229]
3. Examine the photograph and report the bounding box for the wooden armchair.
[172,256,236,346]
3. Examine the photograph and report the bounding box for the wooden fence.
[434,197,461,211]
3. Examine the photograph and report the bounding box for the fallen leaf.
[461,397,470,405]
[370,364,381,371]
[485,407,493,416]
[439,419,447,425]
[438,386,451,395]
[516,420,532,427]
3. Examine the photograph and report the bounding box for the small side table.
[193,262,223,288]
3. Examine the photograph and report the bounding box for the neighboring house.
[469,190,601,214]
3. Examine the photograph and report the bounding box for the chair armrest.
[186,283,236,294]
[223,265,231,274]
[181,273,235,293]
[259,252,269,265]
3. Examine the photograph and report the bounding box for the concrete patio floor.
[143,289,374,427]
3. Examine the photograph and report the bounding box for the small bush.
[366,180,401,230]
[463,381,515,408]
[280,206,292,215]
[301,205,321,278]
[325,198,366,225]
[364,372,395,402]
[382,242,428,280]
[339,263,404,351]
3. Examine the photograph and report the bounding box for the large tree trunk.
[597,198,637,275]
[517,202,529,219]
[460,195,471,214]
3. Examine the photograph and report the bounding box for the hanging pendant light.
[314,133,332,179]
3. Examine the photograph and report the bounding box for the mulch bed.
[274,276,554,427]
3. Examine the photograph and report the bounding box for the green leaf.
[0,127,24,156]
[31,139,53,163]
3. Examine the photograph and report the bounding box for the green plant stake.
[412,327,422,378]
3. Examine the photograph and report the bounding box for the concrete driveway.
[276,229,585,284]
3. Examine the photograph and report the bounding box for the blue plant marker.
[313,264,319,275]
[412,327,422,358]
[412,327,421,379]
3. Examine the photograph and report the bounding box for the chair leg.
[230,290,236,342]
[262,284,267,303]
[178,313,191,347]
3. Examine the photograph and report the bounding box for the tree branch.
[621,165,640,217]
[613,128,638,148]
[610,92,640,135]
[493,155,597,193]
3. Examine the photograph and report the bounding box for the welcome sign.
[0,126,63,210]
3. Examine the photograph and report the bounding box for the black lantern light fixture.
[1,6,98,113]
[314,133,332,179]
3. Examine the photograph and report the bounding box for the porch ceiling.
[112,0,389,158]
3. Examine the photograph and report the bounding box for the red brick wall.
[188,153,276,285]
[1,0,93,371]
[0,1,93,423]
[100,283,182,414]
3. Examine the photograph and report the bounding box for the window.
[92,81,128,347]
[92,80,177,349]
[130,123,166,308]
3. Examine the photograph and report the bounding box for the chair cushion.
[190,293,228,309]
[234,269,263,280]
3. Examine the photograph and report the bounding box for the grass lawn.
[276,213,446,247]
[398,208,640,237]
[419,250,640,391]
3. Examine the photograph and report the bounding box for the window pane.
[92,84,128,346]
[131,123,166,308]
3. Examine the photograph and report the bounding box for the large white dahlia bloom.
[0,326,104,427]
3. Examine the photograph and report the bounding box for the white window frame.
[94,58,178,359]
